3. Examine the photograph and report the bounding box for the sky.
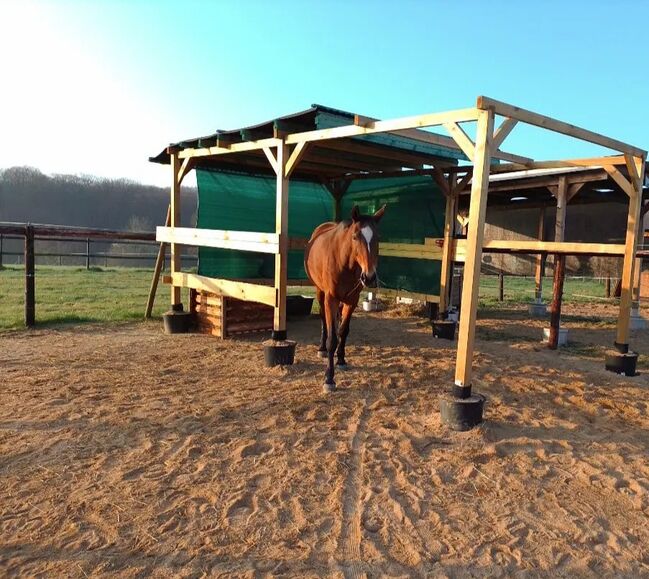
[1,0,648,188]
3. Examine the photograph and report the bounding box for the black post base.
[263,340,297,367]
[432,320,457,340]
[605,350,638,376]
[440,392,486,431]
[163,307,191,334]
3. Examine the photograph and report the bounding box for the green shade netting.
[196,169,445,296]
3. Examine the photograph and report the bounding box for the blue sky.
[1,0,648,186]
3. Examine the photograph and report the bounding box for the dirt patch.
[1,303,649,576]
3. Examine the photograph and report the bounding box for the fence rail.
[0,222,198,327]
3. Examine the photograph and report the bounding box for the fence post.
[606,276,611,298]
[0,233,3,268]
[25,225,35,327]
[548,255,566,349]
[86,238,90,270]
[498,272,504,301]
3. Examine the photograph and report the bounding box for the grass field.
[0,266,615,331]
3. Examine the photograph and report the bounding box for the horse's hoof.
[336,362,349,370]
[323,382,336,393]
[317,350,328,358]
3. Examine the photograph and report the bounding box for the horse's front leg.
[336,302,356,368]
[323,293,339,392]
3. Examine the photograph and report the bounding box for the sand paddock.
[1,303,649,577]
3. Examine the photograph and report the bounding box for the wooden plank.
[475,155,628,174]
[603,164,635,197]
[285,108,481,146]
[439,192,457,313]
[156,226,280,254]
[616,158,645,345]
[274,141,290,334]
[353,114,531,164]
[443,122,475,162]
[145,204,171,319]
[170,152,181,306]
[624,153,642,193]
[477,96,646,157]
[452,170,473,195]
[491,117,518,151]
[455,108,494,390]
[169,272,277,307]
[379,241,443,260]
[177,158,194,184]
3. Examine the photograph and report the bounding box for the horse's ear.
[351,205,360,222]
[373,204,387,222]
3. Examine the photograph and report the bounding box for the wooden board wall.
[190,289,274,338]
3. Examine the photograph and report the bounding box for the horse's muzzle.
[360,272,377,288]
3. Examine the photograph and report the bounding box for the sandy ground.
[1,302,649,578]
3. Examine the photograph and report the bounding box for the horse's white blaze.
[361,225,373,253]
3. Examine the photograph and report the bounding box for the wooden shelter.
[151,96,646,398]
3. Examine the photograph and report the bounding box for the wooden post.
[534,207,546,301]
[273,141,290,339]
[86,238,90,270]
[24,225,35,327]
[548,255,566,349]
[615,156,645,349]
[498,272,504,301]
[454,108,494,395]
[439,190,457,315]
[606,276,612,298]
[548,177,568,348]
[145,205,172,319]
[170,151,182,308]
[0,234,3,268]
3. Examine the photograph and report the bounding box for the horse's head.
[349,204,387,288]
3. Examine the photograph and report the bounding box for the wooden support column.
[453,108,494,395]
[615,156,645,349]
[145,205,172,319]
[548,177,567,349]
[24,224,35,327]
[534,207,546,301]
[170,151,182,308]
[438,190,457,314]
[273,141,290,339]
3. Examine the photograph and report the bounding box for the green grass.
[478,275,610,308]
[0,267,615,331]
[0,266,169,330]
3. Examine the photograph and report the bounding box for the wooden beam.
[274,141,290,335]
[555,176,568,243]
[262,146,279,174]
[285,142,310,177]
[454,108,494,392]
[170,152,181,306]
[354,114,531,164]
[443,122,475,162]
[157,226,279,254]
[625,153,642,193]
[452,239,625,260]
[379,240,443,260]
[177,158,194,184]
[603,164,635,197]
[567,182,585,202]
[548,254,566,350]
[452,169,474,195]
[534,207,546,301]
[477,96,646,157]
[431,167,451,197]
[285,108,481,146]
[616,157,645,345]
[439,192,457,314]
[178,137,282,160]
[492,117,518,151]
[472,155,628,174]
[169,272,276,308]
[145,205,171,319]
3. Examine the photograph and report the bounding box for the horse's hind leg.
[336,302,356,368]
[316,288,327,358]
[323,293,339,391]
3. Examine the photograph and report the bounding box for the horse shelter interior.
[150,96,647,402]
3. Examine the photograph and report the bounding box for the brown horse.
[304,204,386,391]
